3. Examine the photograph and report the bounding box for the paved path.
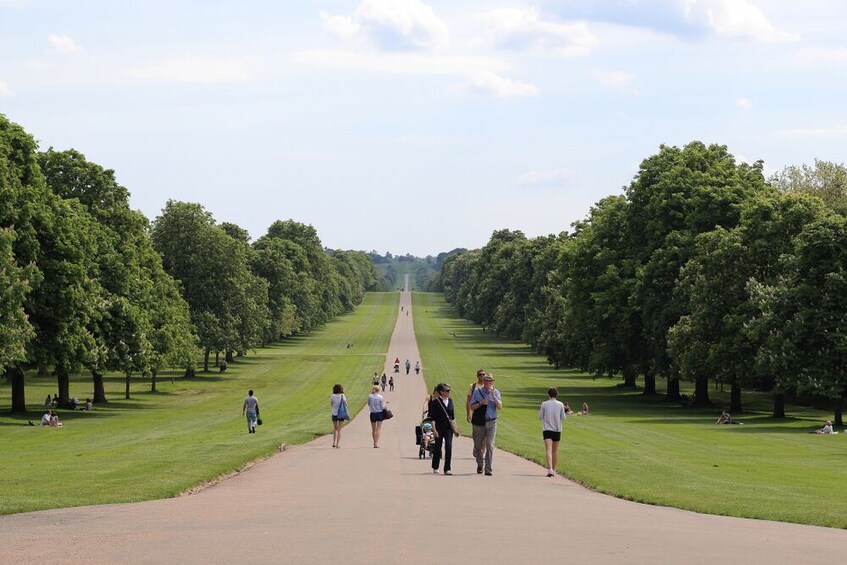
[3,284,847,564]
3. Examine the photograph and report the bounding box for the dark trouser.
[431,428,453,473]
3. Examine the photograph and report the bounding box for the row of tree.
[1,114,380,413]
[433,142,847,424]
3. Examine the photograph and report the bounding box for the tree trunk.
[772,392,785,418]
[834,390,845,427]
[9,366,27,413]
[665,377,681,402]
[91,369,108,404]
[642,368,657,396]
[729,383,742,413]
[57,366,70,408]
[215,350,220,366]
[203,349,210,372]
[125,372,131,399]
[692,376,712,407]
[621,366,637,389]
[150,371,157,392]
[226,350,234,362]
[184,366,195,379]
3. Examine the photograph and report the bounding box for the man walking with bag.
[469,374,502,476]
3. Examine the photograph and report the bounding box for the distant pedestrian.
[415,361,420,375]
[368,386,386,448]
[388,375,394,391]
[372,372,380,386]
[242,389,259,434]
[469,373,502,476]
[381,373,387,392]
[429,383,459,475]
[405,359,411,375]
[539,387,566,477]
[330,384,348,448]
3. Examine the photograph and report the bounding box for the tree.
[771,160,847,215]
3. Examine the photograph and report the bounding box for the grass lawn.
[0,292,398,516]
[413,292,847,529]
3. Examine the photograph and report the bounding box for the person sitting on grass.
[716,410,733,424]
[815,421,835,434]
[49,411,62,427]
[40,411,52,426]
[581,402,589,416]
[84,398,93,411]
[563,402,574,416]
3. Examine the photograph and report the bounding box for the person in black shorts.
[538,387,567,477]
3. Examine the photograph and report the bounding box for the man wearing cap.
[429,383,459,475]
[469,373,502,476]
[466,369,486,423]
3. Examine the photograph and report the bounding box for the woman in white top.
[330,384,348,448]
[538,387,566,477]
[368,385,386,448]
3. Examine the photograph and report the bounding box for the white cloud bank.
[592,69,637,93]
[465,70,538,98]
[478,6,598,57]
[48,34,83,54]
[685,0,799,42]
[0,81,12,96]
[321,0,449,51]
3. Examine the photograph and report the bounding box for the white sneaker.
[433,469,439,474]
[444,470,452,475]
[547,469,555,477]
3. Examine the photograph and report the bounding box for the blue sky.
[1,0,845,256]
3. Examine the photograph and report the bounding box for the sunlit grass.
[413,292,847,529]
[0,293,398,515]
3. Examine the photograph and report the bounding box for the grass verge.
[0,293,398,515]
[413,292,847,529]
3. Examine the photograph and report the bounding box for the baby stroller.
[415,418,435,459]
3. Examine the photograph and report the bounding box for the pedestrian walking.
[242,389,259,434]
[429,383,459,475]
[466,369,486,423]
[330,384,349,448]
[539,387,567,477]
[368,385,386,448]
[380,373,387,391]
[469,373,502,476]
[388,375,394,391]
[405,359,411,375]
[414,360,420,375]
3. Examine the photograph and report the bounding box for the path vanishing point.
[2,277,847,564]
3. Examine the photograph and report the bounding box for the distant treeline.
[1,114,381,412]
[432,142,847,425]
[368,250,464,291]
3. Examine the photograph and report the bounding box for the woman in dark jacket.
[428,383,459,475]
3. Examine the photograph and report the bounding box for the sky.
[1,1,845,257]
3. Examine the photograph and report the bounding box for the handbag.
[337,396,350,420]
[256,406,262,425]
[382,408,394,420]
[434,397,459,436]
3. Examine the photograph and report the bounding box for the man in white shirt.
[538,387,566,477]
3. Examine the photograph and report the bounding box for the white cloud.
[47,33,83,54]
[734,97,752,107]
[592,69,637,93]
[126,56,257,84]
[465,70,538,98]
[684,0,799,42]
[322,0,449,51]
[479,7,598,57]
[780,127,847,139]
[518,168,571,188]
[0,81,12,96]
